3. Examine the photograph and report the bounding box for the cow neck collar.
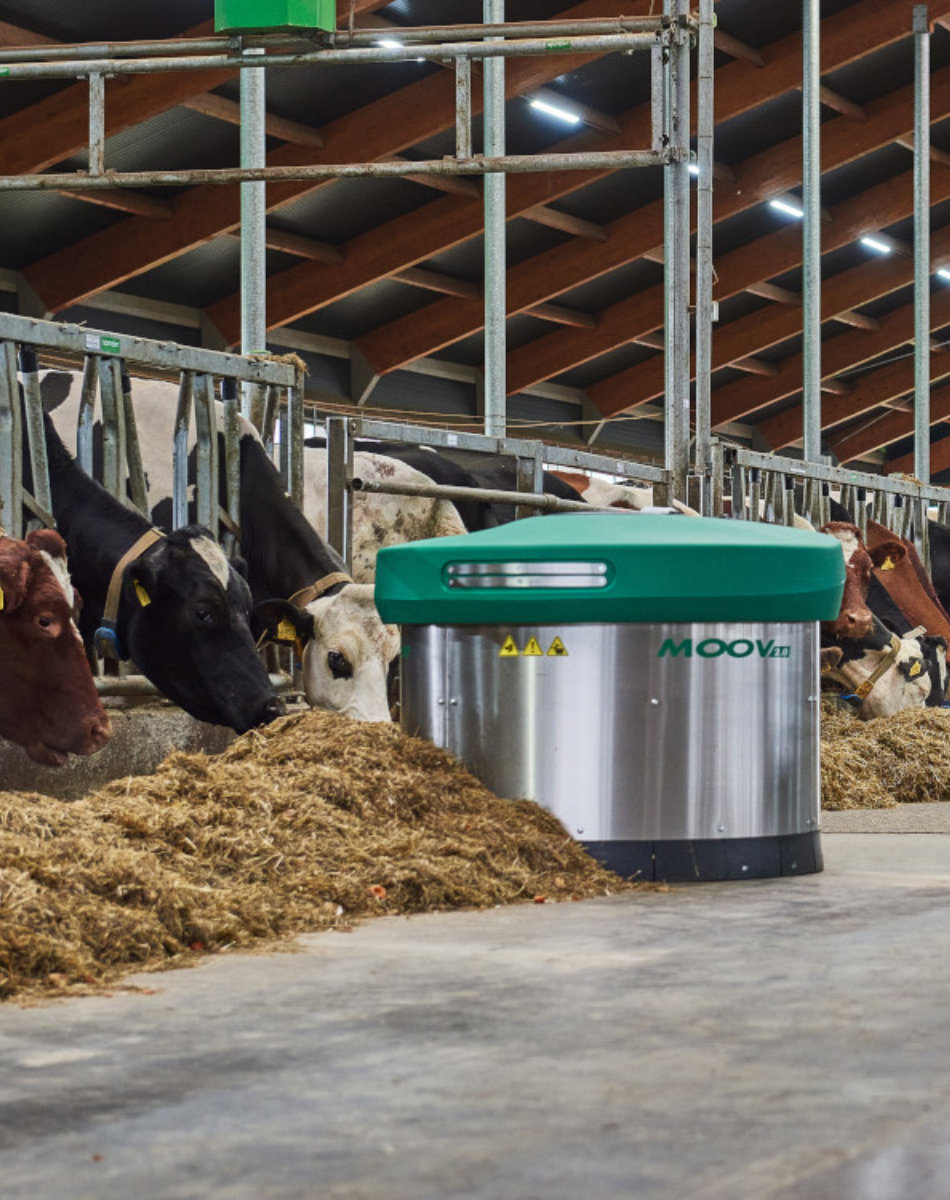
[288,571,353,609]
[822,625,926,709]
[94,528,166,660]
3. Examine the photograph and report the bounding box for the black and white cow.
[42,370,399,722]
[820,613,948,718]
[32,412,283,734]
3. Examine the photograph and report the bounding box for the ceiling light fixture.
[768,197,804,219]
[937,267,950,282]
[529,98,582,125]
[860,235,892,255]
[688,163,700,177]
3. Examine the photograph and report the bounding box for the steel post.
[241,46,267,422]
[173,372,194,530]
[663,1,691,504]
[802,0,822,464]
[914,4,931,486]
[193,372,219,536]
[325,415,353,567]
[0,343,21,538]
[483,0,507,438]
[693,0,714,480]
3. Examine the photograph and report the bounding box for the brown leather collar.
[288,571,354,609]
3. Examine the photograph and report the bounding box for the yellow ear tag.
[909,660,922,678]
[880,556,895,571]
[0,584,4,612]
[134,580,152,607]
[277,618,297,642]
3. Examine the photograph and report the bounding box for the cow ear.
[0,543,31,614]
[25,528,68,561]
[255,598,315,646]
[229,553,250,580]
[870,541,906,570]
[820,646,844,672]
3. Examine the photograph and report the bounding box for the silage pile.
[0,709,631,1001]
[821,700,950,810]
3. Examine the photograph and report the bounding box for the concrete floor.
[2,827,950,1198]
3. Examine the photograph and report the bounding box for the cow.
[31,411,283,734]
[220,432,399,720]
[300,447,468,583]
[0,528,113,766]
[820,616,947,719]
[550,470,654,511]
[820,520,949,715]
[41,370,399,721]
[818,522,875,641]
[306,438,504,532]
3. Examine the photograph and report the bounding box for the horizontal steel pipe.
[95,672,295,697]
[0,32,662,80]
[0,20,667,64]
[351,474,600,513]
[0,149,670,193]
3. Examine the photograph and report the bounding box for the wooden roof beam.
[713,28,764,68]
[840,380,950,464]
[520,206,608,241]
[223,227,342,264]
[718,287,950,438]
[182,92,324,148]
[395,269,480,301]
[57,189,172,221]
[886,407,950,475]
[527,302,597,330]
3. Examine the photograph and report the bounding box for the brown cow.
[818,521,875,640]
[0,528,112,766]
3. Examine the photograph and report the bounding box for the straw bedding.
[0,709,631,1001]
[820,700,950,810]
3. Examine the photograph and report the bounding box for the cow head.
[0,529,112,765]
[821,615,938,718]
[819,521,874,640]
[115,526,283,733]
[256,584,400,722]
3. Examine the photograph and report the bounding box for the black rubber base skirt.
[583,831,823,883]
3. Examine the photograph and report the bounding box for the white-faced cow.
[41,370,399,722]
[33,412,283,734]
[0,528,113,765]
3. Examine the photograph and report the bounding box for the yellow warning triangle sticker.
[523,636,544,656]
[499,636,520,657]
[547,636,568,657]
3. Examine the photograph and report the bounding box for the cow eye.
[36,615,53,630]
[327,649,353,680]
[194,604,215,626]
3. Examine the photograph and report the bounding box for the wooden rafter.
[713,287,950,433]
[350,53,950,388]
[585,221,950,419]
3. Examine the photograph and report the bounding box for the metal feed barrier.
[0,313,305,698]
[5,314,950,711]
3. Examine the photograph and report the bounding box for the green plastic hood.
[374,512,845,626]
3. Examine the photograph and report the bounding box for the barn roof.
[0,0,947,479]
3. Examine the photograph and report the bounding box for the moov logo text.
[658,637,791,659]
